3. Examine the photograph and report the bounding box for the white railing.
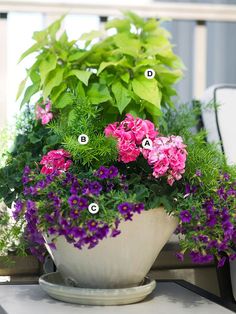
[1,1,236,128]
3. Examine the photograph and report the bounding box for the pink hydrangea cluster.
[105,114,158,163]
[40,149,72,175]
[144,136,187,186]
[36,100,53,125]
[105,114,187,185]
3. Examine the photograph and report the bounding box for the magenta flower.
[40,149,72,175]
[36,100,53,125]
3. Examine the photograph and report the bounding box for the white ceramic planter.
[45,207,178,289]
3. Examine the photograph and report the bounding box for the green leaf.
[124,11,144,28]
[87,83,111,104]
[132,76,161,108]
[105,18,130,32]
[55,92,74,109]
[112,81,131,114]
[143,18,158,32]
[39,53,57,84]
[68,51,88,62]
[48,15,65,39]
[97,60,123,76]
[43,67,64,100]
[33,29,47,43]
[51,82,67,103]
[79,30,103,47]
[114,33,140,57]
[28,133,42,144]
[67,70,92,86]
[20,83,40,107]
[16,77,28,100]
[18,42,42,63]
[120,72,130,84]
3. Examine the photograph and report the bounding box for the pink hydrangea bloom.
[36,101,53,125]
[40,149,72,175]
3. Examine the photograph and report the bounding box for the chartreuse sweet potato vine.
[17,12,183,124]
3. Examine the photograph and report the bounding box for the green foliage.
[158,103,231,191]
[49,95,118,167]
[0,108,60,207]
[18,12,183,124]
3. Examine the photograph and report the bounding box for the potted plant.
[4,12,236,303]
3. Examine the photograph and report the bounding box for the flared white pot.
[45,207,178,289]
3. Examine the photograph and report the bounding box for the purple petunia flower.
[89,181,103,195]
[124,212,133,221]
[44,213,54,223]
[180,210,192,223]
[95,166,109,179]
[68,195,81,207]
[133,203,145,214]
[118,202,133,215]
[218,256,226,268]
[176,252,184,262]
[13,200,23,220]
[48,242,56,250]
[70,208,80,219]
[198,235,209,243]
[70,179,80,194]
[195,170,202,177]
[68,196,88,210]
[48,227,57,235]
[68,226,86,238]
[85,236,99,249]
[106,182,114,192]
[87,220,98,232]
[96,224,109,239]
[107,166,119,179]
[190,251,213,264]
[111,229,121,237]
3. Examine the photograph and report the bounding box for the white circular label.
[142,138,153,150]
[88,203,99,214]
[144,69,155,79]
[78,134,89,145]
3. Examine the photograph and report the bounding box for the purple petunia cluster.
[14,164,145,261]
[176,171,236,267]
